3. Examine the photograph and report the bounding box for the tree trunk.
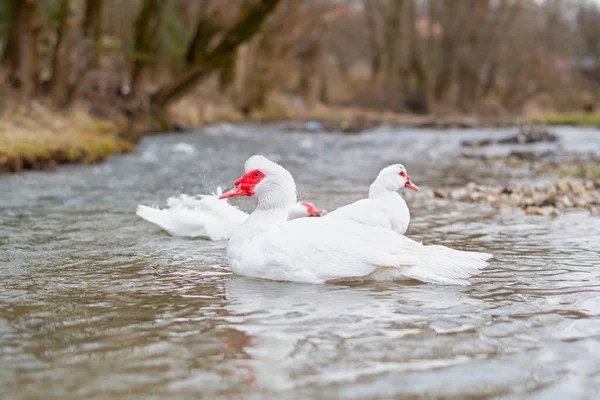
[481,62,497,98]
[385,0,404,79]
[364,0,383,78]
[151,0,281,109]
[480,0,523,99]
[218,52,236,93]
[82,0,103,66]
[4,0,41,97]
[1,0,17,68]
[232,43,250,111]
[424,0,438,114]
[434,0,461,100]
[406,0,426,110]
[298,39,323,109]
[49,0,77,105]
[457,0,489,109]
[83,0,102,38]
[185,12,223,68]
[131,0,164,94]
[60,0,105,108]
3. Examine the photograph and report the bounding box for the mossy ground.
[0,105,133,173]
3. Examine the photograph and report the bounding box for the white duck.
[324,164,418,235]
[136,188,325,241]
[220,155,492,285]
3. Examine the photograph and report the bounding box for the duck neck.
[229,205,288,250]
[245,206,290,228]
[254,176,297,210]
[246,183,298,226]
[369,182,399,199]
[256,192,297,212]
[369,181,410,234]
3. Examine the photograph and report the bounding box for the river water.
[1,123,600,399]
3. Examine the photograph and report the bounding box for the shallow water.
[1,123,600,399]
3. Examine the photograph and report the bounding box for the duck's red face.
[219,170,266,199]
[300,202,327,217]
[399,170,419,191]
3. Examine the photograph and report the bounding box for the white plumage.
[223,155,492,285]
[325,164,417,235]
[137,188,324,241]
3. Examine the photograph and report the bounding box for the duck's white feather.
[325,197,394,231]
[229,215,490,285]
[137,193,248,240]
[228,216,414,283]
[137,190,319,241]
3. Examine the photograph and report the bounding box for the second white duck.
[325,164,419,235]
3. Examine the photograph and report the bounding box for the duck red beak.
[404,176,420,191]
[219,170,266,199]
[300,202,327,217]
[219,185,247,199]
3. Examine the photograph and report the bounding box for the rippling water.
[1,124,600,399]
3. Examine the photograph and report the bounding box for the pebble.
[434,178,600,215]
[433,189,447,199]
[525,206,559,216]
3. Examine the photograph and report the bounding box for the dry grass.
[0,103,132,171]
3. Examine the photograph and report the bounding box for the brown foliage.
[0,0,598,119]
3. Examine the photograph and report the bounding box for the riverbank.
[434,178,600,215]
[434,128,600,215]
[0,105,133,173]
[0,101,511,174]
[1,99,598,174]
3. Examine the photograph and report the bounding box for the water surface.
[1,124,600,399]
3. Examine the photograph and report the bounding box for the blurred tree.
[82,0,101,38]
[49,0,77,105]
[364,0,383,79]
[424,0,438,114]
[0,0,597,120]
[185,3,222,68]
[131,0,165,94]
[455,0,489,109]
[385,0,404,82]
[3,0,42,97]
[82,0,102,66]
[151,0,281,109]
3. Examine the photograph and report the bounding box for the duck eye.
[254,172,260,178]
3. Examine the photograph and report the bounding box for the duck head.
[374,164,420,192]
[219,155,298,209]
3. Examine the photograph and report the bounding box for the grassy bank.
[530,113,600,127]
[0,105,133,173]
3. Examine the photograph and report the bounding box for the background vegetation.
[1,0,599,171]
